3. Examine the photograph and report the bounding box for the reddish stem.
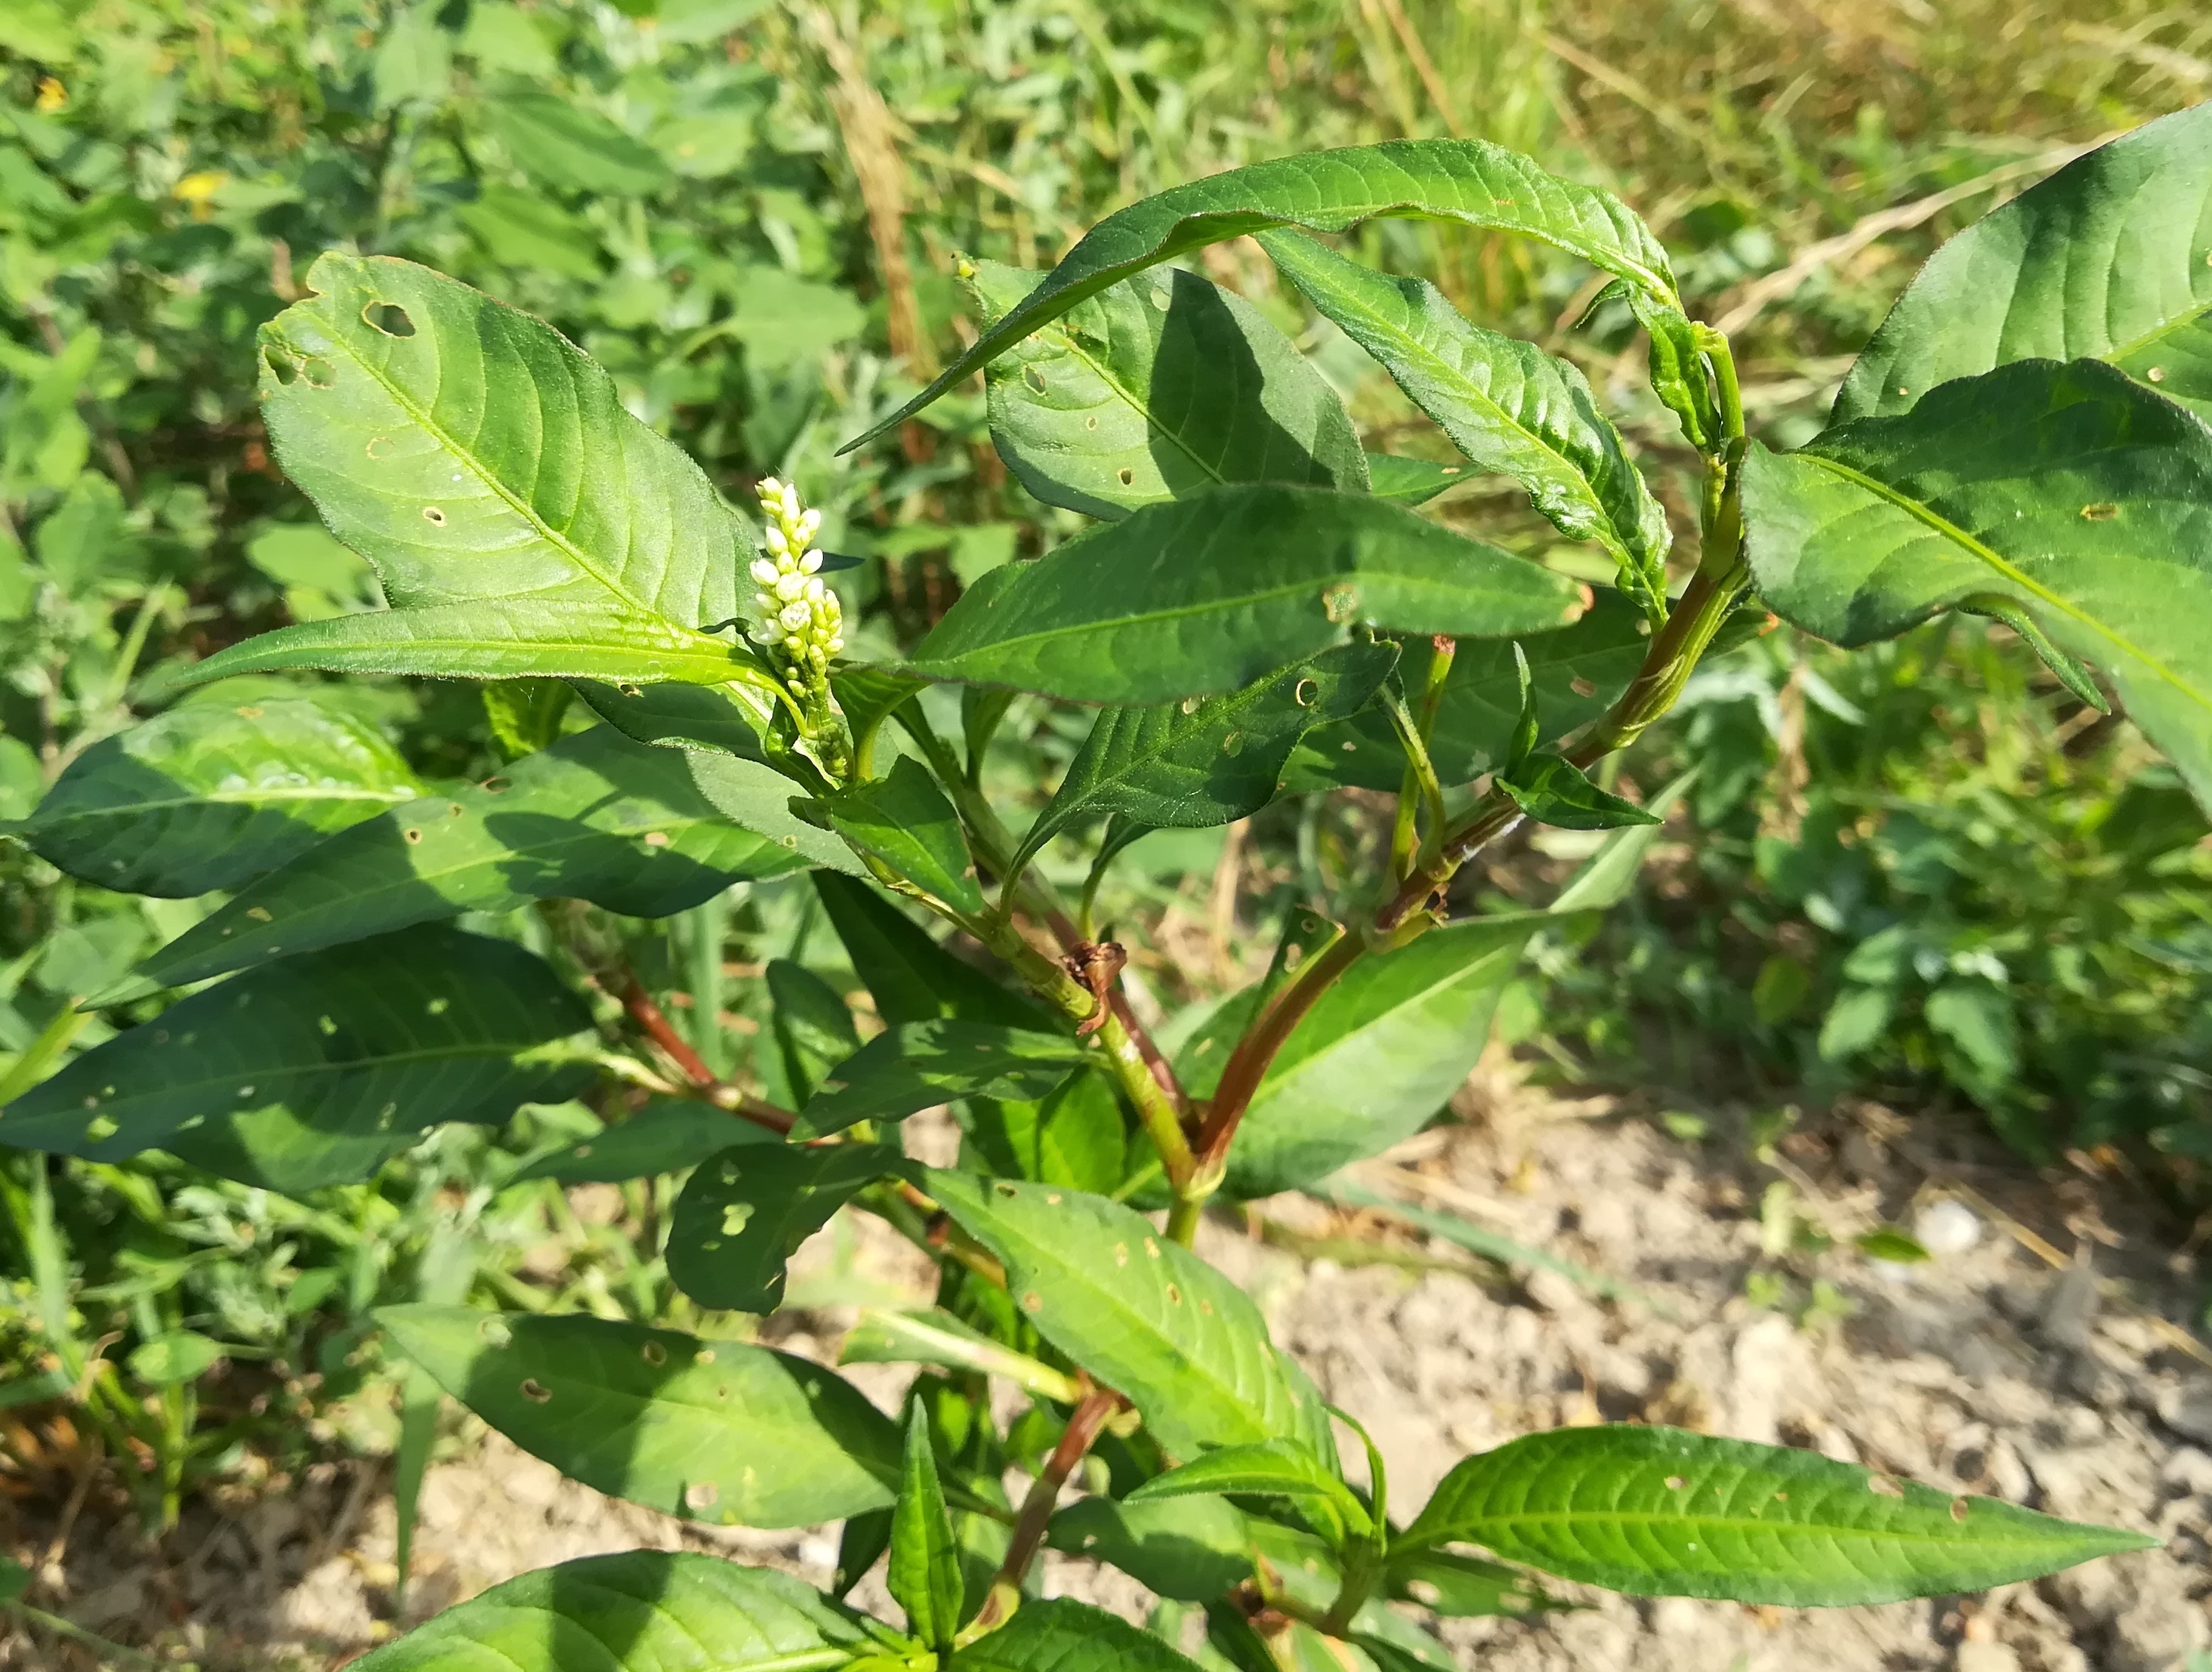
[619,976,794,1136]
[972,1387,1126,1630]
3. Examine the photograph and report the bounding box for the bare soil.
[8,1066,2211,1671]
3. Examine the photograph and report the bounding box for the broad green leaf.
[794,1023,1090,1139]
[136,726,819,989]
[668,1142,909,1313]
[1399,1425,2155,1604]
[14,695,421,896]
[483,84,671,196]
[890,1402,965,1651]
[853,139,1685,450]
[970,258,1366,520]
[347,1550,876,1672]
[839,1308,1082,1405]
[964,1070,1127,1195]
[952,1598,1208,1672]
[1288,597,1647,791]
[1498,753,1661,830]
[923,1172,1332,1462]
[1835,103,2212,424]
[1046,1495,1253,1601]
[814,874,1045,1028]
[1,929,592,1181]
[216,253,762,691]
[1742,357,2212,808]
[820,756,983,914]
[1364,452,1468,505]
[908,485,1584,705]
[128,1329,226,1387]
[688,753,863,871]
[1190,918,1535,1197]
[380,1306,897,1526]
[1128,1439,1369,1542]
[1009,643,1396,878]
[511,1100,774,1185]
[1263,229,1670,616]
[767,958,862,1105]
[1388,1547,1555,1618]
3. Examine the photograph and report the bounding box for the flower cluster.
[748,477,844,695]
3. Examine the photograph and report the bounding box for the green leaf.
[0,1556,24,1607]
[952,1598,1210,1672]
[572,675,782,767]
[1,929,592,1183]
[820,756,983,914]
[14,695,421,897]
[668,1142,908,1313]
[1010,643,1397,877]
[1630,289,1723,453]
[688,753,864,871]
[831,664,931,759]
[346,1550,876,1672]
[511,1100,774,1185]
[136,726,818,989]
[964,1070,1128,1196]
[482,678,573,757]
[1288,597,1647,792]
[890,1402,965,1651]
[970,258,1366,520]
[767,958,862,1105]
[1262,229,1670,618]
[1046,1495,1253,1601]
[839,1308,1082,1406]
[1398,1425,2156,1604]
[794,1022,1090,1139]
[908,484,1585,705]
[128,1329,227,1387]
[214,253,761,691]
[814,874,1045,1028]
[853,139,1684,451]
[1498,753,1661,831]
[379,1306,898,1526]
[1365,452,1468,505]
[1190,918,1535,1197]
[1835,104,2212,424]
[1128,1439,1369,1543]
[482,84,671,197]
[1856,1228,1933,1265]
[1742,357,2212,809]
[922,1172,1332,1462]
[1545,765,1697,915]
[1388,1547,1555,1618]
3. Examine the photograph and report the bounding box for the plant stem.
[615,974,795,1135]
[967,1387,1125,1635]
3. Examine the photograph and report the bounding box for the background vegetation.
[1,0,2207,1573]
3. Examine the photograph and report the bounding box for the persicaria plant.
[9,98,2208,1672]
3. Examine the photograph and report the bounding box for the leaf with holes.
[952,1598,1209,1672]
[1006,643,1396,880]
[14,694,421,897]
[906,484,1584,705]
[0,928,592,1188]
[510,1100,776,1185]
[1743,357,2212,809]
[794,1022,1090,1139]
[923,1172,1333,1463]
[970,258,1365,520]
[347,1551,878,1672]
[378,1306,899,1527]
[1834,103,2212,424]
[819,756,983,915]
[1263,229,1671,616]
[851,139,1686,451]
[667,1142,910,1314]
[196,253,768,692]
[1398,1426,2155,1603]
[135,726,828,990]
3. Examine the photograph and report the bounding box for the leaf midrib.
[2102,291,2212,365]
[1040,316,1230,489]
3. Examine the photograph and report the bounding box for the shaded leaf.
[814,873,1044,1028]
[795,1022,1089,1139]
[820,755,982,914]
[511,1100,774,1185]
[767,958,862,1106]
[667,1142,909,1313]
[965,1070,1127,1196]
[952,1598,1209,1671]
[571,676,782,767]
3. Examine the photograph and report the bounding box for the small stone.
[1915,1198,1983,1257]
[2155,1380,2212,1446]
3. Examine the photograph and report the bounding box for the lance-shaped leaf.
[890,1403,965,1652]
[202,252,764,689]
[952,1598,1211,1672]
[813,874,1044,1028]
[1128,1438,1371,1543]
[1009,642,1397,877]
[0,928,592,1171]
[511,1100,775,1185]
[851,139,1686,450]
[908,484,1584,705]
[379,1306,899,1527]
[819,755,983,914]
[924,1172,1333,1463]
[1187,918,1537,1197]
[966,1070,1127,1196]
[1498,753,1661,831]
[136,726,826,989]
[1291,597,1648,791]
[1365,452,1469,505]
[346,1550,878,1672]
[1046,1495,1254,1602]
[1742,357,2212,809]
[767,958,862,1105]
[572,676,781,767]
[1834,103,2212,424]
[970,258,1366,520]
[794,1022,1091,1138]
[667,1142,910,1314]
[1399,1426,2155,1604]
[1262,229,1671,617]
[483,85,671,197]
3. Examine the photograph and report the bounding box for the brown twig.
[970,1387,1127,1633]
[617,975,794,1135]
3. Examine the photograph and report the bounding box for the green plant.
[9,89,2211,1670]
